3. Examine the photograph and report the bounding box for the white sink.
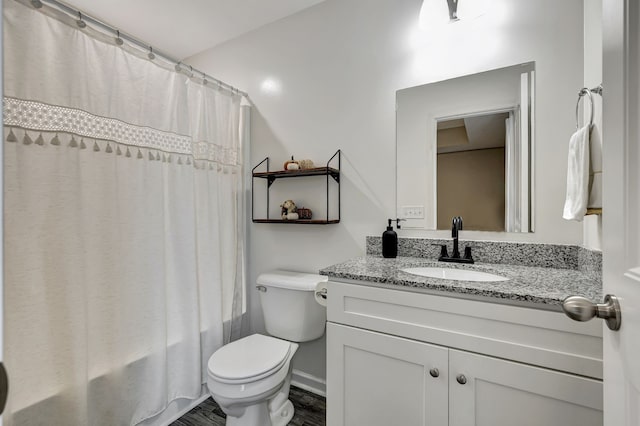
[401,267,509,282]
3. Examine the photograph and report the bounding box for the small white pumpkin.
[283,156,299,170]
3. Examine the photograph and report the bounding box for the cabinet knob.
[429,368,439,378]
[456,374,467,385]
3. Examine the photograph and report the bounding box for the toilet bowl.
[206,270,327,426]
[207,334,299,426]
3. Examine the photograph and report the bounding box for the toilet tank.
[256,270,328,342]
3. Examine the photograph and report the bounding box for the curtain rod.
[29,0,248,98]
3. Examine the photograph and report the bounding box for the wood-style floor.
[170,386,326,426]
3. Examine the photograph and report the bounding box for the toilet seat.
[208,334,292,384]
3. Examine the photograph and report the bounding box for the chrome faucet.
[438,216,474,264]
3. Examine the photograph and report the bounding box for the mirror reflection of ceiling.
[437,112,509,154]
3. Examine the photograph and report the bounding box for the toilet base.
[269,399,294,426]
[210,365,296,426]
[223,400,268,426]
[220,397,294,426]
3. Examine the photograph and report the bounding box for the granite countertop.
[319,256,603,310]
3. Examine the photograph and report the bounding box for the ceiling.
[437,112,509,154]
[62,0,326,60]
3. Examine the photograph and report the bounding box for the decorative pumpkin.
[284,156,299,171]
[298,159,315,170]
[297,207,313,219]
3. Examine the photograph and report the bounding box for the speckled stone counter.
[319,256,602,310]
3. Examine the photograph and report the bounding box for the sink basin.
[401,267,509,282]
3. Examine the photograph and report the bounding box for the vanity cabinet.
[326,280,603,426]
[448,350,601,426]
[327,323,448,426]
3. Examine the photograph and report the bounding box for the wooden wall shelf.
[252,219,341,225]
[251,150,341,224]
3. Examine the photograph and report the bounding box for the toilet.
[207,270,328,426]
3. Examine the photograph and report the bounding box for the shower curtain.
[504,112,520,232]
[3,1,245,425]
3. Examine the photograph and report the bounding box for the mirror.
[396,62,535,232]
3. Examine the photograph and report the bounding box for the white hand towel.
[563,125,591,221]
[587,123,603,208]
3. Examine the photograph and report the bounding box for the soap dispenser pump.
[382,219,402,258]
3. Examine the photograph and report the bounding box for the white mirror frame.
[396,62,535,233]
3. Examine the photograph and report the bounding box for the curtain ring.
[76,12,86,28]
[148,46,155,60]
[576,88,594,129]
[115,30,124,46]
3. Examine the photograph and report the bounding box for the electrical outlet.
[401,205,424,219]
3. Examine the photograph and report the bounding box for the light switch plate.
[401,205,425,219]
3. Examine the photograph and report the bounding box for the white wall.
[188,0,585,385]
[583,0,603,251]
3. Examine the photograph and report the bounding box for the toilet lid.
[208,334,292,382]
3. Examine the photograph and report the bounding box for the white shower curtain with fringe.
[3,1,245,424]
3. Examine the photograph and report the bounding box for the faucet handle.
[463,246,473,261]
[439,245,449,260]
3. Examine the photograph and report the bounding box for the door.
[448,349,602,426]
[0,0,7,422]
[326,323,448,426]
[601,0,640,425]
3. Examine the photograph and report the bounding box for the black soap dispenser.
[382,219,398,258]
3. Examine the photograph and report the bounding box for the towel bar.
[576,85,603,129]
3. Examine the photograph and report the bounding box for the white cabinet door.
[449,349,603,426]
[326,323,448,426]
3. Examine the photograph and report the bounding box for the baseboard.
[291,369,326,397]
